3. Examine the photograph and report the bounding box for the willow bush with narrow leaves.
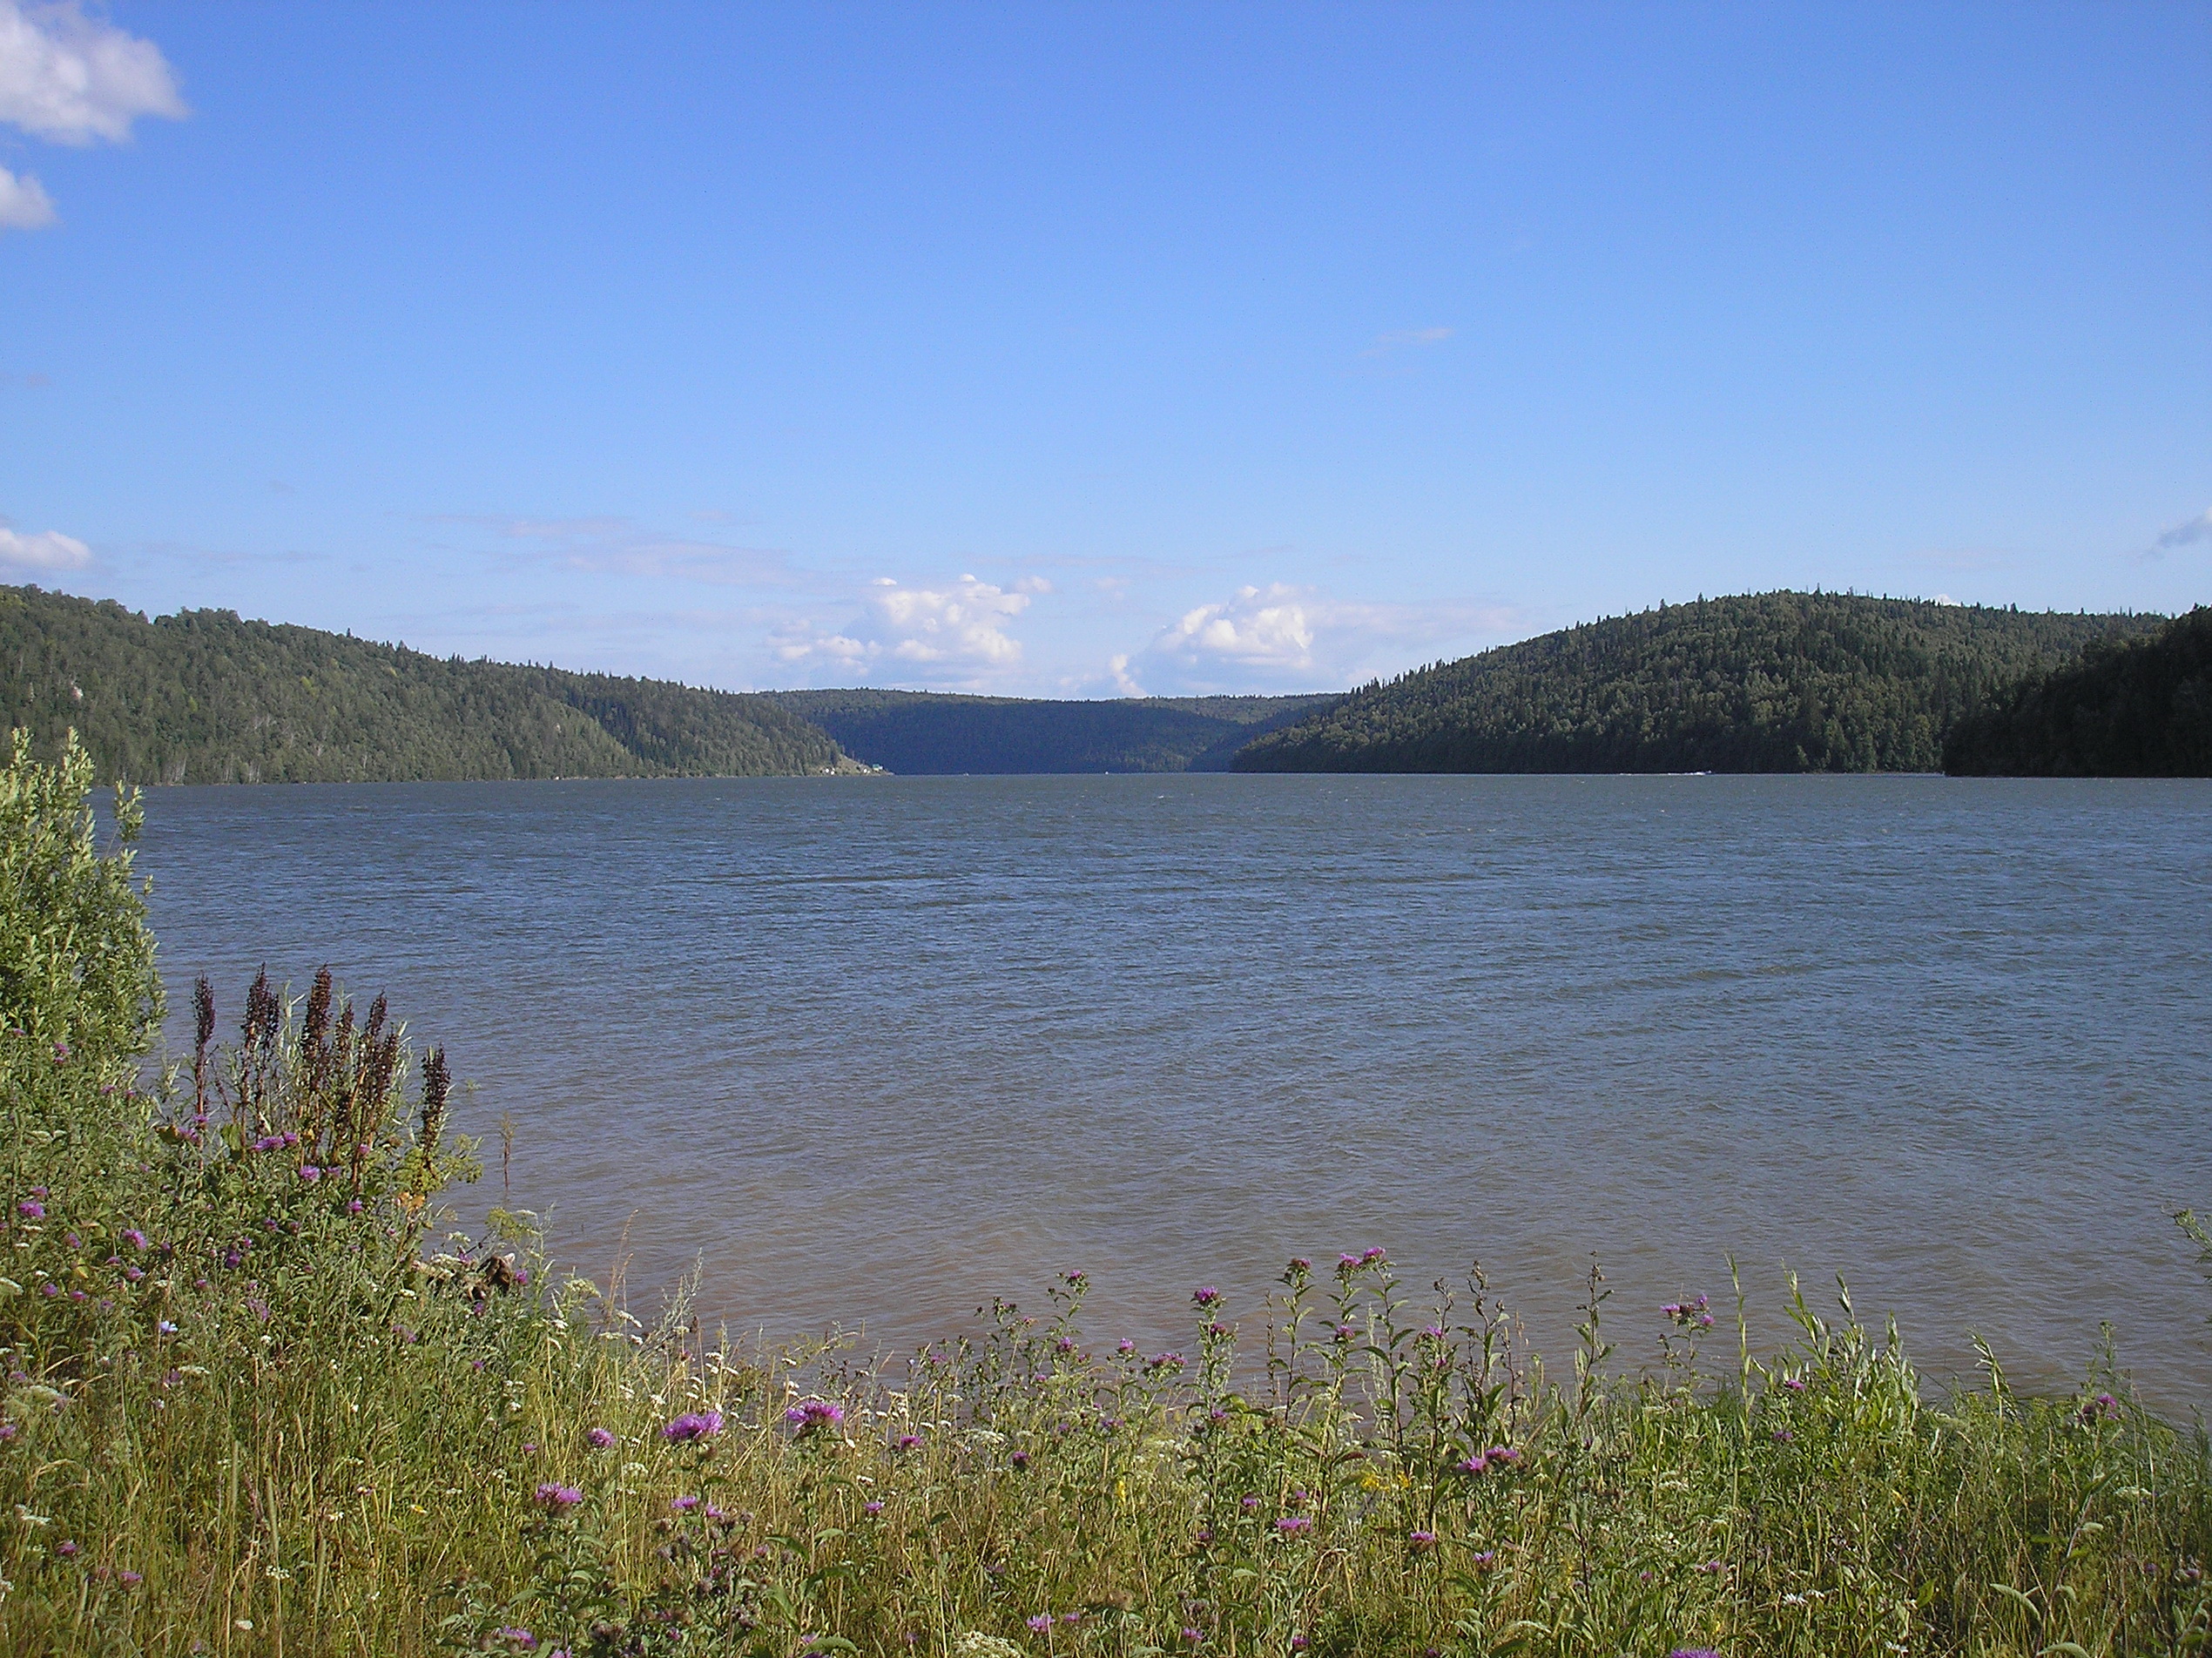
[3,733,2209,1657]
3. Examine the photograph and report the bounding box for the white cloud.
[2151,508,2212,557]
[1133,581,1521,693]
[872,574,1031,664]
[1157,583,1318,670]
[0,524,91,569]
[0,161,51,226]
[774,574,1040,683]
[0,0,185,144]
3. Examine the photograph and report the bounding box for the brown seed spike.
[420,1046,450,1155]
[304,967,333,1050]
[193,977,215,1055]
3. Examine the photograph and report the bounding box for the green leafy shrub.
[0,729,161,1068]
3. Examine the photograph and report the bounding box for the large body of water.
[133,774,2212,1405]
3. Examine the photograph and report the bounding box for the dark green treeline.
[1237,592,2167,774]
[0,585,845,783]
[1943,606,2212,777]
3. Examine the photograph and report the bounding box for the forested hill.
[1234,593,2166,775]
[766,688,1335,774]
[1,585,847,784]
[1943,607,2211,777]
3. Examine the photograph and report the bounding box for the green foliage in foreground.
[1237,593,2166,774]
[1,585,847,784]
[765,690,1335,775]
[3,737,2210,1658]
[1944,607,2212,777]
[0,731,163,1068]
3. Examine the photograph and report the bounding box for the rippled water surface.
[136,774,2212,1405]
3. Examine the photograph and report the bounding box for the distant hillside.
[1235,593,2166,774]
[765,688,1335,774]
[1943,607,2211,777]
[1,585,846,784]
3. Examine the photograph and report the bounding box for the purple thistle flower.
[1286,1257,1311,1272]
[1028,1615,1053,1633]
[864,1500,884,1516]
[783,1399,844,1433]
[894,1432,922,1451]
[1274,1515,1313,1535]
[494,1630,538,1649]
[249,1135,286,1155]
[1667,1650,1722,1658]
[122,1229,148,1250]
[1191,1285,1221,1307]
[299,1165,320,1183]
[17,1200,43,1220]
[1360,1245,1387,1264]
[118,1569,142,1587]
[1408,1530,1437,1551]
[585,1426,616,1449]
[532,1483,582,1511]
[671,1494,700,1512]
[56,1540,78,1556]
[663,1410,724,1443]
[1337,1252,1361,1270]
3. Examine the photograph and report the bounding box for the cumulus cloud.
[0,1,185,144]
[2150,508,2212,558]
[0,0,183,230]
[774,574,1046,683]
[1131,582,1521,693]
[0,524,91,569]
[1155,583,1318,670]
[0,162,51,226]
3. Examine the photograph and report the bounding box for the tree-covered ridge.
[1236,592,2167,774]
[1943,606,2212,777]
[0,585,846,784]
[766,687,1336,774]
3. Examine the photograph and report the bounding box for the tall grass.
[3,734,2208,1656]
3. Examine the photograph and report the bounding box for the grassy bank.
[3,733,2209,1657]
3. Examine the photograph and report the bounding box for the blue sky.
[2,3,2207,696]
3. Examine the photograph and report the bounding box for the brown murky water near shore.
[135,773,2212,1408]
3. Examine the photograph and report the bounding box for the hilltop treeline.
[768,687,1332,773]
[1238,593,2164,774]
[1944,606,2212,777]
[0,585,845,783]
